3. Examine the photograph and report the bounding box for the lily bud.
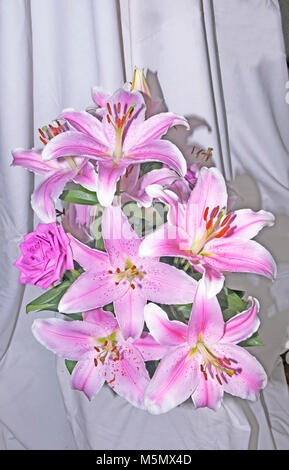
[131,67,151,98]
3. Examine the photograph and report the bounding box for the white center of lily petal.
[189,206,237,256]
[107,258,146,290]
[106,101,136,161]
[189,335,241,385]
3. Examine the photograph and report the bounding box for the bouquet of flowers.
[12,69,276,413]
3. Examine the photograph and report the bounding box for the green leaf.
[65,359,77,374]
[238,332,264,347]
[173,304,192,321]
[227,291,247,312]
[222,308,239,322]
[26,270,81,314]
[59,187,99,205]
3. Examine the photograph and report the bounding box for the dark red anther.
[128,109,134,119]
[117,102,121,114]
[221,214,231,227]
[104,340,108,346]
[223,358,231,366]
[94,358,98,367]
[117,118,121,128]
[215,225,231,238]
[203,207,209,221]
[116,268,120,273]
[131,284,135,290]
[206,219,212,231]
[108,270,113,274]
[94,346,100,352]
[111,346,116,352]
[107,103,112,115]
[38,128,46,138]
[216,374,222,385]
[115,282,119,286]
[49,124,59,136]
[40,137,47,145]
[106,114,111,124]
[131,265,136,270]
[121,116,125,126]
[211,206,220,218]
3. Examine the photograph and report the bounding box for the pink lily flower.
[120,164,190,207]
[59,206,197,339]
[12,121,97,223]
[62,203,99,244]
[32,308,167,406]
[139,167,276,296]
[41,89,189,206]
[143,279,267,414]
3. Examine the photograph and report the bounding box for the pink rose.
[14,222,74,289]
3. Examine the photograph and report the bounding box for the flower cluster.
[13,69,276,413]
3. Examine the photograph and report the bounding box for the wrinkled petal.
[186,167,228,241]
[191,373,223,410]
[226,209,275,240]
[67,234,109,271]
[133,332,169,361]
[127,139,187,176]
[31,169,78,223]
[73,161,97,191]
[144,344,200,414]
[71,354,105,400]
[102,205,140,267]
[12,148,55,174]
[97,161,126,206]
[32,318,101,360]
[42,130,109,162]
[106,344,150,409]
[141,261,197,304]
[82,308,118,336]
[139,223,192,259]
[144,303,188,346]
[58,270,128,313]
[119,164,140,193]
[211,343,267,401]
[221,297,260,345]
[113,288,147,340]
[204,238,277,280]
[125,112,189,150]
[188,277,224,346]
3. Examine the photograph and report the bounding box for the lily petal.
[71,354,105,400]
[106,344,150,409]
[31,169,78,223]
[141,261,197,304]
[59,110,109,146]
[67,234,109,271]
[12,149,55,174]
[204,238,277,280]
[102,205,140,268]
[133,332,169,361]
[97,161,126,206]
[58,270,128,313]
[191,373,223,410]
[144,303,188,346]
[127,139,187,176]
[32,318,100,360]
[226,209,275,240]
[144,344,200,414]
[113,288,147,340]
[139,223,192,259]
[82,308,118,337]
[125,112,189,150]
[73,161,97,191]
[211,343,267,401]
[221,297,260,345]
[42,130,109,162]
[186,167,228,241]
[91,86,109,107]
[188,278,224,345]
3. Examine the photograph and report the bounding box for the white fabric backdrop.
[0,0,289,450]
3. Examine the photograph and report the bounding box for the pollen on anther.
[216,374,222,385]
[116,268,120,273]
[221,214,231,227]
[131,284,135,289]
[211,206,220,218]
[206,220,212,231]
[117,118,121,128]
[94,358,98,367]
[107,103,112,115]
[106,114,111,124]
[117,102,121,114]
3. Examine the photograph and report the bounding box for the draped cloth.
[0,0,288,449]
